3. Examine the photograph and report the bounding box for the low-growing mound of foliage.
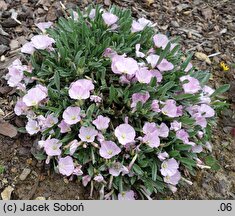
[5,5,229,200]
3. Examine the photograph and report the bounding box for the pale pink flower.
[89,9,96,19]
[109,162,129,176]
[138,18,152,27]
[14,100,28,116]
[200,94,211,104]
[187,141,196,146]
[146,54,159,68]
[151,70,163,82]
[157,59,174,71]
[199,104,215,118]
[203,85,214,96]
[35,22,53,32]
[143,122,156,134]
[131,17,152,33]
[78,126,98,142]
[21,42,35,54]
[73,166,83,176]
[94,174,104,183]
[43,114,58,128]
[97,133,105,143]
[118,190,135,200]
[114,123,136,145]
[160,158,179,177]
[151,100,161,112]
[186,105,200,116]
[180,75,201,94]
[168,185,178,193]
[103,47,117,58]
[82,175,91,187]
[131,92,150,108]
[161,100,181,118]
[135,67,153,84]
[90,95,102,103]
[58,120,71,133]
[16,83,26,92]
[170,121,182,131]
[102,12,118,26]
[158,152,169,161]
[44,138,62,156]
[195,115,207,128]
[69,140,80,155]
[205,142,212,152]
[170,43,177,51]
[191,145,203,153]
[69,79,94,100]
[26,119,40,135]
[31,35,55,50]
[164,170,181,185]
[92,115,110,130]
[23,85,47,106]
[111,55,139,75]
[176,129,189,143]
[72,11,79,20]
[58,156,74,176]
[119,75,130,85]
[38,140,45,149]
[99,141,121,159]
[135,44,145,58]
[153,33,169,49]
[184,62,193,72]
[6,66,24,87]
[197,131,204,139]
[62,106,81,125]
[143,131,160,148]
[156,123,169,138]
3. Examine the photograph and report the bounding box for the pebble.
[0,44,9,55]
[35,196,46,200]
[1,18,20,28]
[37,8,45,15]
[171,20,180,28]
[104,0,111,6]
[176,4,190,12]
[11,167,17,173]
[0,108,4,116]
[19,168,31,181]
[0,55,5,62]
[1,186,14,200]
[10,40,19,50]
[223,126,232,134]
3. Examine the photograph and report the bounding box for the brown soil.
[0,0,234,200]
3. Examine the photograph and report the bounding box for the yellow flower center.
[107,150,113,155]
[162,163,167,169]
[71,116,76,120]
[86,136,91,140]
[31,101,37,106]
[121,192,126,197]
[121,134,126,139]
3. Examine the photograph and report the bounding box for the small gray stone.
[176,4,190,12]
[9,40,19,50]
[104,0,111,6]
[171,20,180,28]
[19,168,31,181]
[0,44,9,55]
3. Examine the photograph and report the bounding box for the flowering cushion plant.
[6,5,230,200]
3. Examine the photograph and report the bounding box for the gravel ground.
[0,0,234,200]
